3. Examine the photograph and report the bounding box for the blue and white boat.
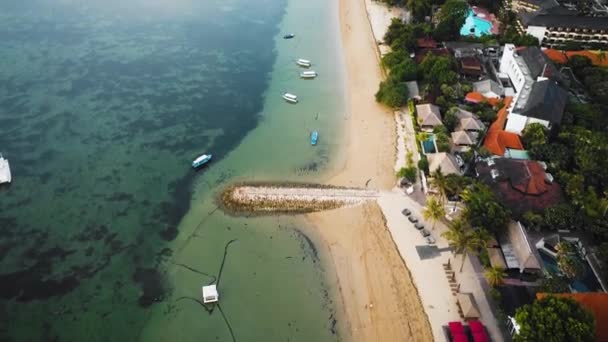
[192,154,212,169]
[310,131,318,146]
[283,33,295,39]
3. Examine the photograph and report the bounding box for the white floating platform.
[202,284,219,304]
[0,155,11,184]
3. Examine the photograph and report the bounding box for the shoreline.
[304,0,434,340]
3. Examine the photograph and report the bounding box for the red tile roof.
[482,97,524,155]
[543,49,608,67]
[537,293,608,342]
[465,92,500,106]
[416,37,438,49]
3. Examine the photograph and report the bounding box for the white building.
[498,44,567,135]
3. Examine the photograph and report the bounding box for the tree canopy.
[514,296,595,342]
[461,182,509,233]
[435,0,469,41]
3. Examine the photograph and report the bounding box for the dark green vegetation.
[514,296,595,342]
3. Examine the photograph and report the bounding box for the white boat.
[300,70,317,79]
[282,93,298,103]
[296,59,311,68]
[192,154,212,169]
[0,153,11,184]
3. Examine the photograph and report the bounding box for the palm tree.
[430,167,450,203]
[484,266,506,287]
[441,218,485,272]
[422,196,445,230]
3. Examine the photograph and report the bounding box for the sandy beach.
[305,0,434,340]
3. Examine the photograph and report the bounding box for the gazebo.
[457,293,481,320]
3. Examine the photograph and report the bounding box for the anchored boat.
[310,131,318,146]
[192,154,212,169]
[283,33,295,39]
[300,70,317,79]
[282,93,298,103]
[0,153,11,184]
[296,59,311,68]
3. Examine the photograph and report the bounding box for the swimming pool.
[538,248,603,292]
[460,10,492,37]
[421,135,437,154]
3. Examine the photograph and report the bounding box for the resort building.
[498,44,568,135]
[416,104,443,130]
[498,221,543,274]
[450,108,484,152]
[458,56,484,77]
[475,157,563,216]
[473,79,504,99]
[517,12,608,48]
[507,0,608,48]
[482,97,526,157]
[427,152,461,175]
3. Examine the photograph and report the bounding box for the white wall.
[526,26,547,45]
[499,44,526,93]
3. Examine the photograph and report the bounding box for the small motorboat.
[310,131,318,146]
[283,33,295,39]
[282,93,298,103]
[296,59,311,68]
[300,70,317,79]
[192,154,212,169]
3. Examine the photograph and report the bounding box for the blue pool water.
[538,249,603,292]
[422,136,436,154]
[460,10,493,37]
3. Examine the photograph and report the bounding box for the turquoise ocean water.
[0,0,346,340]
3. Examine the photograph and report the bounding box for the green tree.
[375,77,409,107]
[484,266,506,287]
[556,241,585,279]
[381,49,409,69]
[539,274,571,293]
[436,0,469,41]
[430,167,450,202]
[522,211,543,232]
[397,166,418,183]
[461,182,510,233]
[514,296,595,342]
[441,218,485,272]
[422,196,446,230]
[521,123,548,149]
[390,59,418,82]
[443,107,459,132]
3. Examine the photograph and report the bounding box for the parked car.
[408,216,418,223]
[401,208,411,216]
[420,228,430,237]
[426,236,436,245]
[414,222,424,230]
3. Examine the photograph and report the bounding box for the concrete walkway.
[377,190,504,342]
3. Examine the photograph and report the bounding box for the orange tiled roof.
[543,49,608,67]
[465,92,501,106]
[537,293,608,342]
[483,97,524,155]
[543,49,568,64]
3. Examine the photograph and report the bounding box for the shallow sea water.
[0,0,346,340]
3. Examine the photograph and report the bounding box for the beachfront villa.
[498,44,568,135]
[475,157,563,216]
[427,152,461,176]
[416,104,443,131]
